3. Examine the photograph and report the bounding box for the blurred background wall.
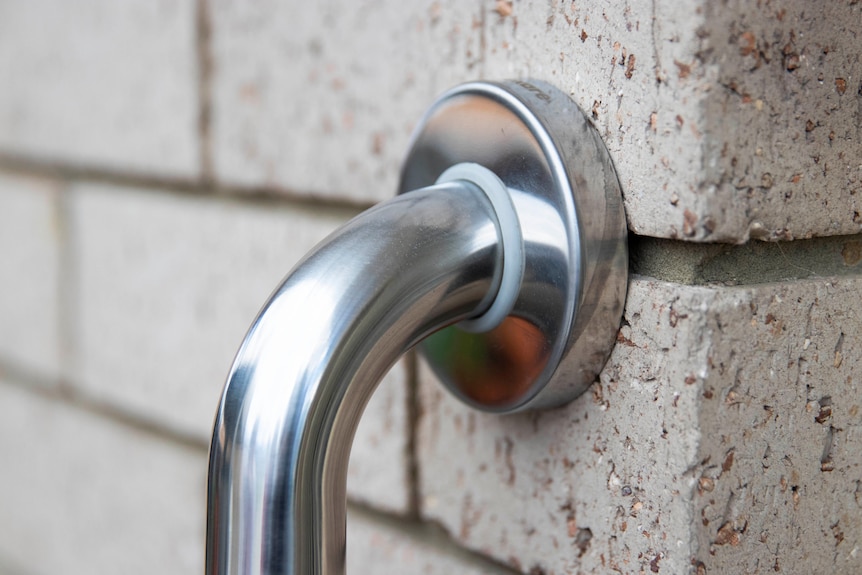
[1,1,861,574]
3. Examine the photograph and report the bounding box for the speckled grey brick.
[0,172,61,379]
[417,276,862,574]
[0,0,199,177]
[347,511,503,575]
[692,279,862,574]
[0,379,206,575]
[700,0,862,242]
[480,0,709,242]
[208,0,705,223]
[417,278,710,574]
[210,0,481,203]
[210,0,861,242]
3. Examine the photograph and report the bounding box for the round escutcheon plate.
[399,80,628,413]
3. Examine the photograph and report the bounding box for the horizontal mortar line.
[0,358,209,453]
[0,153,376,214]
[630,232,862,286]
[346,500,523,575]
[6,151,862,289]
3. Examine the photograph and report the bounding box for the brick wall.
[0,2,860,574]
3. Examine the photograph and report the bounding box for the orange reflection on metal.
[426,316,550,408]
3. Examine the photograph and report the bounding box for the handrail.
[205,80,628,575]
[206,182,503,575]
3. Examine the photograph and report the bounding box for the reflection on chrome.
[207,183,502,575]
[206,80,627,575]
[510,188,571,255]
[424,316,549,406]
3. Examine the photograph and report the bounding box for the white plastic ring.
[436,163,524,333]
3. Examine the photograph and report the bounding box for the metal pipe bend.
[206,79,630,575]
[206,181,504,575]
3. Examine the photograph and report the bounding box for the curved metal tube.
[207,79,629,575]
[206,182,503,575]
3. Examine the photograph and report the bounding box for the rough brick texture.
[0,1,860,574]
[210,0,861,241]
[418,276,862,574]
[210,0,481,203]
[209,0,707,224]
[0,378,206,575]
[693,279,862,574]
[0,0,199,177]
[418,278,709,574]
[701,0,862,242]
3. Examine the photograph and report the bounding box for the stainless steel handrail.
[206,80,628,575]
[206,182,503,575]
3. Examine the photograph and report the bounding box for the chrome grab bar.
[206,80,628,575]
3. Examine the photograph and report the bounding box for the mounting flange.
[399,80,628,412]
